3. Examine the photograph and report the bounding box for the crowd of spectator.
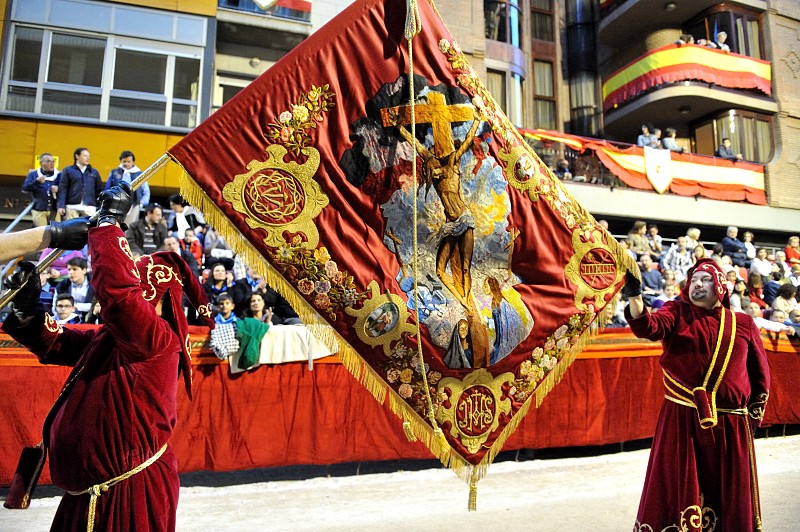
[600,220,800,337]
[12,147,302,328]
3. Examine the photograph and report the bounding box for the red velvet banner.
[166,0,635,479]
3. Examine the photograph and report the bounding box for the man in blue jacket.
[56,147,103,220]
[21,153,60,227]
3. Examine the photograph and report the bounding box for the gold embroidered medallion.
[345,281,416,356]
[565,228,624,311]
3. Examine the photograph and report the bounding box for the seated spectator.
[715,31,730,52]
[204,227,235,271]
[214,293,238,325]
[729,279,749,313]
[661,128,684,153]
[263,285,303,325]
[685,227,702,249]
[652,128,662,148]
[725,269,739,293]
[789,264,800,288]
[181,228,204,265]
[771,283,798,315]
[54,256,94,318]
[662,269,679,291]
[646,224,663,261]
[656,284,678,304]
[674,34,695,46]
[639,254,663,307]
[784,236,800,266]
[552,159,572,180]
[745,302,795,336]
[692,244,708,263]
[54,294,82,325]
[716,137,743,161]
[621,238,637,261]
[762,272,783,306]
[37,267,57,310]
[786,309,800,335]
[244,292,273,324]
[636,124,658,148]
[84,299,102,325]
[203,263,236,304]
[42,248,85,277]
[163,235,200,279]
[627,220,654,259]
[168,194,206,239]
[125,203,167,257]
[774,250,792,279]
[720,226,749,268]
[660,236,694,282]
[709,244,725,269]
[747,274,769,309]
[232,267,268,317]
[696,37,717,48]
[750,248,774,283]
[742,231,756,263]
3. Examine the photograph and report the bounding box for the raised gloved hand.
[48,217,89,250]
[3,261,42,318]
[95,182,133,229]
[621,270,642,298]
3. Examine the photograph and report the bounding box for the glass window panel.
[175,16,206,47]
[735,17,745,55]
[172,103,197,128]
[531,0,551,9]
[6,85,37,113]
[508,3,522,47]
[486,69,506,113]
[42,89,101,118]
[485,1,507,42]
[11,27,43,82]
[532,12,554,41]
[116,7,174,41]
[534,61,553,97]
[741,117,755,160]
[48,33,105,87]
[755,120,770,162]
[49,0,111,32]
[508,73,523,126]
[535,99,556,130]
[747,20,761,59]
[173,57,200,100]
[13,0,47,22]
[222,84,246,105]
[114,49,167,94]
[108,96,166,125]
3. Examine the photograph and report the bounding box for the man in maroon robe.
[624,258,770,531]
[3,184,214,531]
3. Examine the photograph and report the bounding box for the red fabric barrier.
[2,330,798,486]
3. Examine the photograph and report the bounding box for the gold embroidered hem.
[633,495,718,532]
[67,443,168,532]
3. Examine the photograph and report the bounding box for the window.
[685,6,764,59]
[693,110,772,163]
[213,74,255,113]
[534,61,556,130]
[531,0,554,42]
[487,69,507,114]
[485,0,523,47]
[3,0,206,129]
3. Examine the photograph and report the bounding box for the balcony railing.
[520,129,766,206]
[602,43,771,112]
[218,0,311,22]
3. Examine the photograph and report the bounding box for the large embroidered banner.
[168,0,635,499]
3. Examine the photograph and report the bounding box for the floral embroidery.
[510,311,595,402]
[381,333,442,415]
[270,241,368,320]
[266,85,336,156]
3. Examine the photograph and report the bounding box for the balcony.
[601,44,777,140]
[218,0,312,23]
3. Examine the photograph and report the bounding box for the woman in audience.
[729,279,749,313]
[742,231,757,263]
[627,221,653,259]
[772,283,798,315]
[784,236,800,266]
[203,263,235,304]
[750,247,774,283]
[747,274,769,309]
[692,244,707,263]
[244,292,273,324]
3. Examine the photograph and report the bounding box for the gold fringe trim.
[172,154,606,494]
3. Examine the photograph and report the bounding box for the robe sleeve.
[88,225,180,360]
[1,310,97,367]
[743,315,770,426]
[625,299,681,341]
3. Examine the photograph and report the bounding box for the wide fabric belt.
[662,307,737,428]
[67,443,168,532]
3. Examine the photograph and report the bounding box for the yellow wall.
[111,0,217,17]
[0,118,186,193]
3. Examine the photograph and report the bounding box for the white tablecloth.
[229,324,332,374]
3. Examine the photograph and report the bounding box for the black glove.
[621,270,642,298]
[3,261,42,318]
[95,182,133,230]
[48,217,89,250]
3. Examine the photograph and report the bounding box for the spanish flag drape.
[168,0,635,500]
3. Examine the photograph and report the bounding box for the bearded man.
[624,258,770,531]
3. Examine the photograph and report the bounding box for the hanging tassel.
[468,468,479,511]
[433,427,450,457]
[402,419,417,442]
[404,0,421,39]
